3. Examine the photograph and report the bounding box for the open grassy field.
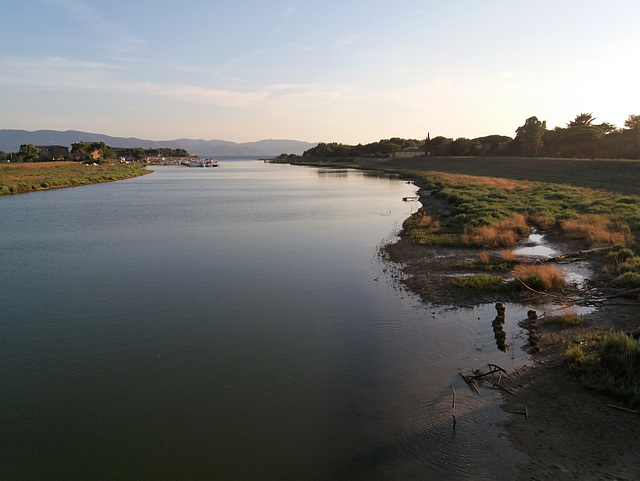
[0,161,150,195]
[373,156,640,196]
[290,156,640,196]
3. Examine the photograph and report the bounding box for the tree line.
[111,147,190,161]
[302,113,640,159]
[0,143,190,163]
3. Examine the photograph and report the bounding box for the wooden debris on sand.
[534,246,614,264]
[606,404,639,415]
[460,363,515,396]
[452,386,457,429]
[505,404,530,420]
[459,372,481,395]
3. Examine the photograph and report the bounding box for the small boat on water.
[182,159,218,167]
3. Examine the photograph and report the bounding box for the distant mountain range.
[0,130,318,157]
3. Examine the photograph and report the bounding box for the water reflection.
[317,168,349,176]
[492,303,507,352]
[513,230,558,257]
[0,163,550,480]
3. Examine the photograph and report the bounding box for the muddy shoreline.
[385,188,640,480]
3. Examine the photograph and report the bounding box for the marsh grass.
[529,213,555,230]
[569,331,640,408]
[512,264,566,291]
[548,307,584,326]
[462,214,529,247]
[422,171,536,191]
[454,260,515,271]
[565,344,587,365]
[396,168,640,250]
[607,246,640,288]
[449,274,503,289]
[454,251,516,271]
[613,272,640,289]
[403,212,465,246]
[498,250,518,261]
[560,214,630,246]
[371,156,640,197]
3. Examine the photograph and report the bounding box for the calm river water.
[1,160,531,480]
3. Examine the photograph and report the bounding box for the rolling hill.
[0,130,317,157]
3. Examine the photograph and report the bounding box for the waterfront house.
[36,145,69,160]
[393,147,425,158]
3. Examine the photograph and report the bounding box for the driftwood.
[606,404,639,414]
[506,404,530,420]
[459,373,480,395]
[452,386,457,429]
[485,379,516,396]
[461,364,515,395]
[606,287,640,300]
[470,363,508,380]
[535,246,614,264]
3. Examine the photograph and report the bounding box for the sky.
[1,0,639,144]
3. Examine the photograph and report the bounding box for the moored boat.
[182,159,218,167]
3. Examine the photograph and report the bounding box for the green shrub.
[577,331,640,407]
[613,272,640,289]
[549,311,584,326]
[449,274,503,289]
[607,246,636,263]
[618,257,640,274]
[565,344,586,365]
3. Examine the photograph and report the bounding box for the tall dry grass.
[498,250,518,261]
[560,214,629,246]
[464,214,529,247]
[513,264,566,291]
[417,214,440,228]
[428,172,535,190]
[529,213,555,231]
[477,251,491,263]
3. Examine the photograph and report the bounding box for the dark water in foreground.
[1,161,530,480]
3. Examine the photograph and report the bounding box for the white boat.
[182,159,218,167]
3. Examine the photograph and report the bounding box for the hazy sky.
[2,0,639,143]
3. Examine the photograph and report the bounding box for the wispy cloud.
[139,83,268,109]
[282,3,296,22]
[333,33,358,49]
[43,0,145,55]
[0,56,118,90]
[271,3,297,33]
[0,55,350,110]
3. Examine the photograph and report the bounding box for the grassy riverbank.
[288,156,640,249]
[287,154,640,478]
[0,161,151,195]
